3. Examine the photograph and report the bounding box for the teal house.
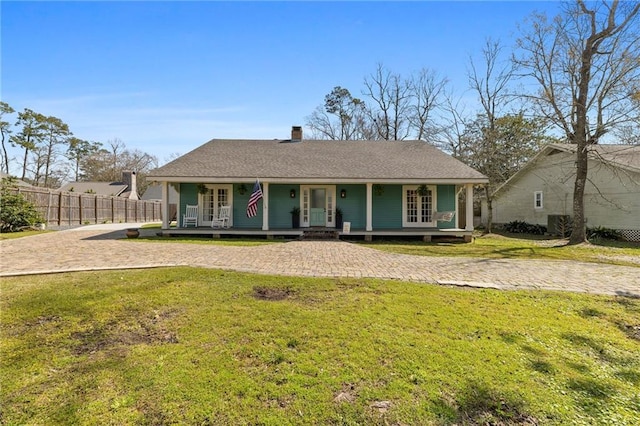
[148,127,487,240]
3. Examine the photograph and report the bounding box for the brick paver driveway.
[1,225,639,297]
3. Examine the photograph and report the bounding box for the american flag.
[246,180,263,218]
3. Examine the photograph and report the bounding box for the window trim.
[534,191,543,209]
[402,185,437,228]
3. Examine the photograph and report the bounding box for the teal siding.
[179,184,199,226]
[233,183,262,228]
[336,184,366,229]
[436,184,457,229]
[229,184,298,229]
[372,185,403,229]
[269,184,299,228]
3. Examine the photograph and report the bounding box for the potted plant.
[335,207,343,229]
[290,206,301,228]
[197,183,208,194]
[417,184,430,196]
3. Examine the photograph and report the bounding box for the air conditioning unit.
[547,215,572,237]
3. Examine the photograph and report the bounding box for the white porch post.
[465,183,474,231]
[366,182,373,231]
[262,182,269,231]
[161,181,170,229]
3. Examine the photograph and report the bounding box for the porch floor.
[157,226,473,241]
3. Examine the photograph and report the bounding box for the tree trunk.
[1,132,9,174]
[569,144,588,244]
[485,185,493,234]
[44,142,53,188]
[20,148,29,181]
[569,11,596,246]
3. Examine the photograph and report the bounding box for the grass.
[2,268,639,425]
[0,230,51,240]
[360,233,640,266]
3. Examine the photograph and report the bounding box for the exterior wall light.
[340,189,347,198]
[290,189,296,198]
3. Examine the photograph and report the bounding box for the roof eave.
[146,176,488,185]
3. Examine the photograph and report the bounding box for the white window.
[200,185,233,225]
[403,185,436,227]
[534,191,543,209]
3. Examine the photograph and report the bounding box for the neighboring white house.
[486,143,640,241]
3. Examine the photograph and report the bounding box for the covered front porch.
[157,181,477,240]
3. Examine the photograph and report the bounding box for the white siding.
[492,150,640,231]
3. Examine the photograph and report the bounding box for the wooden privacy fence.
[11,187,162,226]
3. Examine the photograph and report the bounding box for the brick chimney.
[291,126,303,142]
[121,171,139,200]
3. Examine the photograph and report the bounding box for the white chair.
[211,205,231,229]
[183,204,198,227]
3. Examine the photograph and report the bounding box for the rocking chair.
[211,205,231,229]
[182,204,198,227]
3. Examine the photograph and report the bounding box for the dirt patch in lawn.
[72,309,180,355]
[252,286,295,301]
[621,323,640,341]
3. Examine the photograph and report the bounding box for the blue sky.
[2,1,561,166]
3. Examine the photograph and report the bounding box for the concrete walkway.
[1,224,639,297]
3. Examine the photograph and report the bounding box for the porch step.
[301,229,340,240]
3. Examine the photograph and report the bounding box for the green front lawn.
[361,233,640,266]
[2,268,639,424]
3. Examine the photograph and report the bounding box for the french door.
[402,185,436,227]
[199,185,232,226]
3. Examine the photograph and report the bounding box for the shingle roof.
[492,143,640,197]
[0,172,32,187]
[549,143,640,172]
[148,139,487,183]
[58,182,128,196]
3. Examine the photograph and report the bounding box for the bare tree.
[409,68,448,141]
[81,138,158,194]
[439,92,471,157]
[363,64,412,140]
[515,0,640,244]
[467,38,517,232]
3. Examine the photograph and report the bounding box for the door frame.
[402,184,437,227]
[197,184,233,227]
[300,185,336,228]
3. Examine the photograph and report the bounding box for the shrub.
[0,178,44,232]
[503,220,547,235]
[587,226,621,242]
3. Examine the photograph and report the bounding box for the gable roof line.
[492,143,640,197]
